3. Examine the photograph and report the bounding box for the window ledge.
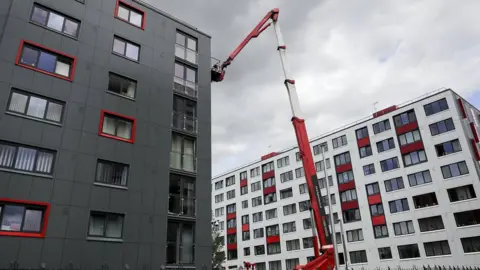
[457,224,480,229]
[437,151,463,159]
[87,237,123,243]
[106,90,136,101]
[414,205,440,211]
[399,257,422,261]
[431,129,457,137]
[382,167,401,174]
[0,168,53,179]
[379,258,394,261]
[426,254,452,259]
[393,233,416,238]
[420,229,445,235]
[165,265,195,269]
[409,181,434,189]
[385,188,407,194]
[29,21,78,40]
[445,174,470,181]
[94,182,128,190]
[350,262,368,266]
[465,251,480,255]
[112,52,139,63]
[450,198,478,204]
[5,111,63,127]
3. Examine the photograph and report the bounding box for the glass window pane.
[117,6,129,21]
[47,12,65,32]
[37,52,56,73]
[14,147,37,171]
[31,6,48,25]
[125,43,139,61]
[115,119,132,139]
[35,151,54,174]
[181,223,195,263]
[187,38,197,51]
[9,92,28,113]
[21,46,39,66]
[113,38,125,55]
[26,96,47,118]
[0,144,16,168]
[186,68,196,83]
[106,215,123,238]
[23,209,43,232]
[45,102,63,122]
[63,19,79,36]
[129,10,142,27]
[89,214,105,236]
[102,116,116,135]
[1,205,25,231]
[176,33,185,46]
[459,162,468,175]
[175,63,184,78]
[186,50,196,63]
[55,61,70,77]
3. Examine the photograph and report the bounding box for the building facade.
[0,0,212,269]
[212,89,480,270]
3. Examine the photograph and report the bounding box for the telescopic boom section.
[212,8,335,270]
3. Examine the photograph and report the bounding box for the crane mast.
[212,8,335,270]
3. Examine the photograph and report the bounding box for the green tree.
[212,230,225,270]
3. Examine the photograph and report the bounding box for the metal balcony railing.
[172,112,197,133]
[175,44,198,65]
[168,194,196,217]
[173,76,198,98]
[170,151,197,173]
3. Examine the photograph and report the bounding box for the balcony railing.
[175,44,198,64]
[174,77,198,98]
[172,112,197,133]
[170,151,197,173]
[168,194,196,217]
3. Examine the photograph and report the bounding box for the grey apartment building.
[0,0,212,269]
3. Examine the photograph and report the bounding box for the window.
[340,189,357,202]
[356,127,369,139]
[227,250,237,260]
[115,1,145,29]
[418,216,444,232]
[226,190,235,200]
[214,208,224,217]
[0,199,49,237]
[88,211,124,239]
[295,167,304,178]
[251,181,261,192]
[363,163,375,175]
[373,225,388,238]
[412,192,438,208]
[218,221,224,230]
[170,133,196,172]
[430,118,455,136]
[299,183,307,194]
[240,186,248,195]
[244,247,250,256]
[174,62,197,98]
[435,139,462,157]
[398,130,421,146]
[343,208,361,223]
[113,36,140,61]
[384,177,404,192]
[295,151,301,161]
[172,95,197,133]
[398,244,420,259]
[389,198,409,213]
[330,194,336,205]
[283,221,296,233]
[241,200,248,209]
[283,204,297,216]
[299,200,311,212]
[461,236,480,253]
[377,138,395,153]
[337,253,345,265]
[286,239,300,251]
[266,224,280,237]
[0,141,56,175]
[17,40,76,80]
[333,213,339,224]
[380,157,400,172]
[227,234,237,244]
[441,161,469,179]
[6,89,64,124]
[214,194,223,203]
[373,119,391,134]
[332,135,348,148]
[277,156,290,168]
[265,208,277,220]
[240,171,247,180]
[454,209,480,227]
[280,171,293,183]
[337,170,354,184]
[393,220,415,235]
[448,185,476,202]
[264,193,277,205]
[252,196,262,207]
[336,232,342,244]
[303,237,314,248]
[403,150,427,167]
[378,247,392,260]
[359,145,372,158]
[366,182,380,196]
[393,110,416,128]
[30,4,80,37]
[269,260,281,270]
[346,229,363,242]
[226,176,235,186]
[280,188,293,199]
[226,219,236,229]
[100,110,136,143]
[424,98,449,116]
[262,162,274,173]
[350,250,367,264]
[95,159,129,187]
[408,170,432,187]
[334,152,351,166]
[242,231,250,241]
[250,167,260,178]
[175,31,197,64]
[313,143,328,155]
[253,212,263,223]
[286,259,299,270]
[303,218,312,230]
[254,228,264,238]
[319,177,333,188]
[254,244,265,255]
[370,204,384,216]
[214,180,223,190]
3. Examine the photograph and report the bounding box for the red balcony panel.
[227,227,236,235]
[470,139,480,161]
[400,140,424,155]
[341,200,359,211]
[357,137,370,148]
[240,179,248,187]
[266,235,280,244]
[263,186,276,195]
[372,215,386,226]
[395,121,419,135]
[367,194,382,205]
[335,163,352,174]
[262,170,275,180]
[242,224,250,232]
[373,105,397,118]
[338,180,355,192]
[261,152,278,160]
[470,123,479,142]
[226,213,236,220]
[227,243,237,250]
[458,99,467,119]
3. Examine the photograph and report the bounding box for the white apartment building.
[211,89,480,270]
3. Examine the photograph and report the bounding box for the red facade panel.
[262,170,275,180]
[470,123,479,142]
[357,137,370,148]
[227,228,236,235]
[227,243,237,250]
[367,194,382,205]
[261,152,278,160]
[266,235,280,244]
[240,179,248,187]
[458,99,467,119]
[226,213,236,220]
[470,139,480,161]
[263,186,276,195]
[341,200,359,211]
[371,215,386,226]
[373,105,397,118]
[242,224,250,232]
[400,140,424,155]
[395,121,419,135]
[335,163,352,174]
[338,180,355,192]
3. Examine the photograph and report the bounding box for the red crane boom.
[211,8,335,270]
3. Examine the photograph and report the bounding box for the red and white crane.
[211,8,335,270]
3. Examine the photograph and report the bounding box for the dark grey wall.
[0,0,211,269]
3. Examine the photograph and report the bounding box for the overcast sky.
[146,0,480,177]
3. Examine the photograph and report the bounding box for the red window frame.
[114,0,146,30]
[98,109,137,143]
[0,198,50,238]
[15,40,77,82]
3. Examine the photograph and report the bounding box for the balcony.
[174,76,197,98]
[172,112,197,134]
[170,151,196,173]
[175,44,198,64]
[168,194,196,217]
